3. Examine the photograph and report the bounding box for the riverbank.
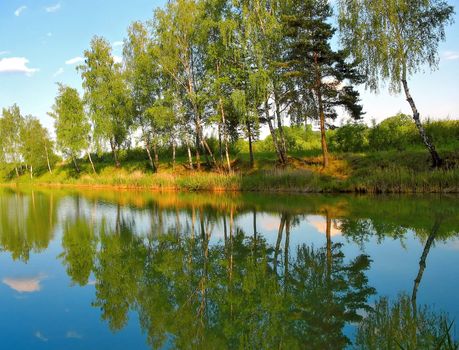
[2,149,459,193]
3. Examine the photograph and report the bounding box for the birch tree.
[338,0,455,167]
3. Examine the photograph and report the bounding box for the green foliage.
[356,294,458,349]
[49,84,90,158]
[258,126,321,153]
[425,119,459,150]
[338,0,455,92]
[78,36,132,161]
[368,113,419,151]
[0,104,23,170]
[20,116,57,173]
[330,121,369,152]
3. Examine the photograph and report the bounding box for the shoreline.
[2,173,458,194]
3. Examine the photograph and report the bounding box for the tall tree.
[201,0,238,171]
[338,0,455,167]
[154,0,217,169]
[124,22,164,172]
[235,0,289,166]
[0,105,24,177]
[284,0,364,167]
[49,84,94,173]
[19,116,55,178]
[78,36,132,168]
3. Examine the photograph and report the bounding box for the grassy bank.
[2,148,459,193]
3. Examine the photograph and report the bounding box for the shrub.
[368,113,420,151]
[330,121,369,152]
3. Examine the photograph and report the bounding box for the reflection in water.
[356,294,457,349]
[412,217,442,311]
[355,216,458,349]
[0,188,57,261]
[0,188,458,348]
[2,274,46,293]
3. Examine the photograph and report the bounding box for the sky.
[0,0,458,135]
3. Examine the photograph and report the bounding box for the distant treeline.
[0,0,456,178]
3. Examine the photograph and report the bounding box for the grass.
[2,147,459,193]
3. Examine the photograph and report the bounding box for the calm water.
[0,188,458,349]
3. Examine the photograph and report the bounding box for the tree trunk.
[87,150,96,174]
[45,145,52,174]
[202,137,217,167]
[153,143,159,168]
[110,139,121,168]
[72,156,80,173]
[195,111,217,168]
[219,98,232,172]
[218,123,223,164]
[30,165,33,179]
[172,141,176,170]
[315,53,329,168]
[145,143,156,173]
[273,89,288,163]
[247,122,254,168]
[187,142,194,170]
[15,166,19,178]
[195,133,201,171]
[319,99,329,168]
[401,78,442,168]
[265,101,285,165]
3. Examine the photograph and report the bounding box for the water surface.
[0,188,458,349]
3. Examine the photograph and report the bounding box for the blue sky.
[0,0,458,134]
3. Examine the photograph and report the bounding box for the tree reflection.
[59,216,97,286]
[92,218,146,331]
[355,294,457,349]
[3,189,458,348]
[0,189,57,261]
[71,206,375,349]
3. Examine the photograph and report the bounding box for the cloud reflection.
[2,274,46,293]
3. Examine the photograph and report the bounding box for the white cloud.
[114,55,123,64]
[0,57,39,76]
[14,6,27,16]
[443,51,459,61]
[113,41,124,48]
[66,331,82,339]
[65,56,84,65]
[0,51,10,56]
[35,331,48,342]
[45,3,61,13]
[53,67,64,77]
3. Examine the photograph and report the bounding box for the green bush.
[368,113,420,151]
[330,121,369,152]
[425,119,459,149]
[257,125,321,153]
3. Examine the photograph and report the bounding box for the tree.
[0,105,24,177]
[78,36,133,168]
[283,0,364,167]
[19,116,56,178]
[235,0,289,166]
[154,0,217,169]
[49,84,94,173]
[338,0,455,167]
[201,0,238,171]
[124,21,163,172]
